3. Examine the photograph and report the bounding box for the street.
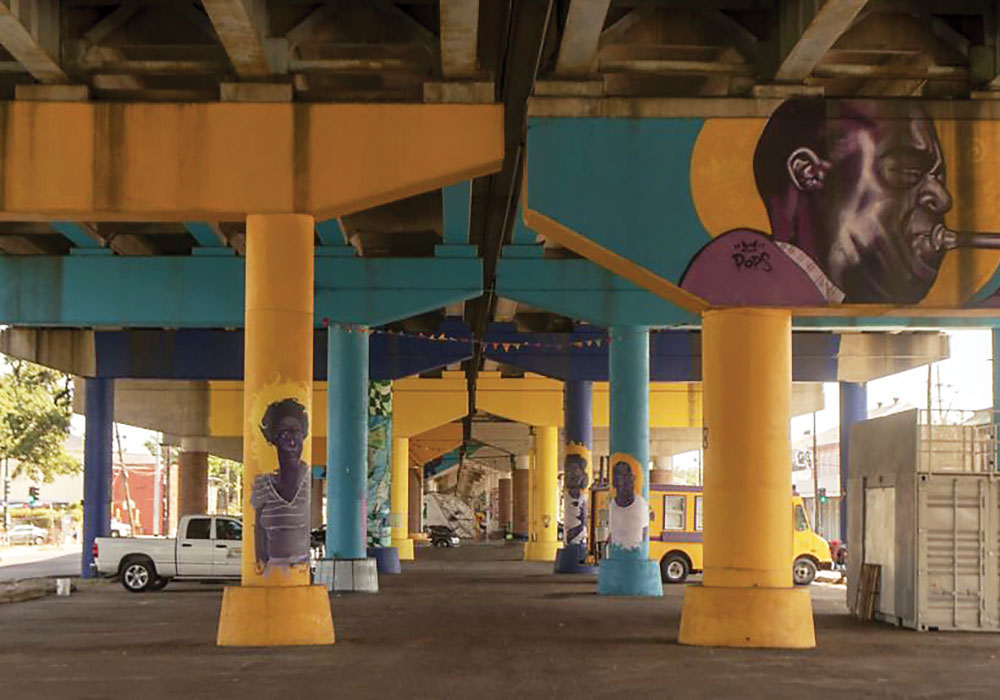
[0,545,81,581]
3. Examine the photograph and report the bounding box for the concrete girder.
[440,0,479,78]
[837,332,949,383]
[774,0,868,83]
[0,101,503,222]
[554,1,612,78]
[201,0,273,78]
[470,421,532,457]
[0,0,66,83]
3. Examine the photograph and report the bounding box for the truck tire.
[660,553,690,584]
[793,557,818,586]
[149,577,169,591]
[120,557,156,593]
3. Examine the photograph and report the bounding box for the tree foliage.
[0,357,79,483]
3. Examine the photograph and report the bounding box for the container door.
[917,475,998,631]
[864,487,896,619]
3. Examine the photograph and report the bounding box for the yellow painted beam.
[476,371,563,426]
[0,102,503,221]
[392,371,469,439]
[409,423,464,468]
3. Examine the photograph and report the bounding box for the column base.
[554,543,598,574]
[523,540,560,562]
[678,584,816,649]
[390,537,415,561]
[315,558,379,593]
[597,556,663,597]
[217,585,334,647]
[366,546,402,574]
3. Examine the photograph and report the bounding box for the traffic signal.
[28,486,39,506]
[818,487,827,505]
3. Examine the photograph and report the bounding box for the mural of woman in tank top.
[251,398,311,572]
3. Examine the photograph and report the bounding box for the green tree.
[208,454,242,514]
[0,357,79,484]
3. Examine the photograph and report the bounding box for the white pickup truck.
[94,514,242,592]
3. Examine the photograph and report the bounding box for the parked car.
[8,524,48,545]
[428,525,460,548]
[93,514,242,592]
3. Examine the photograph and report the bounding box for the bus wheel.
[793,557,818,586]
[660,553,690,584]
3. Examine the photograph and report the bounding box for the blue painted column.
[554,380,596,574]
[597,326,663,596]
[326,325,369,560]
[838,382,867,545]
[81,378,113,578]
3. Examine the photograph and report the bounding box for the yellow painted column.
[217,214,334,647]
[390,437,415,560]
[679,308,814,649]
[524,426,560,562]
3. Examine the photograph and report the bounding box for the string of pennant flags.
[320,317,609,352]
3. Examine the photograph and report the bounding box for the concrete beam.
[201,0,273,78]
[774,0,868,83]
[440,0,479,78]
[555,0,612,77]
[837,332,950,383]
[0,101,503,221]
[72,378,211,438]
[0,0,66,83]
[0,328,96,376]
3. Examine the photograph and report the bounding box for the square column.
[838,381,866,544]
[512,454,531,538]
[81,377,113,578]
[177,437,209,517]
[555,380,597,574]
[524,426,560,561]
[390,436,415,560]
[319,324,381,591]
[597,326,663,596]
[679,308,814,649]
[217,213,333,647]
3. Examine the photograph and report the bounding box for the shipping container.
[847,409,1000,631]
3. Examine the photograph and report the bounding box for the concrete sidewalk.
[0,544,997,699]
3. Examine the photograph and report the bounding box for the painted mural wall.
[367,380,392,547]
[526,99,1000,311]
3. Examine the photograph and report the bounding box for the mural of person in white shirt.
[251,398,311,572]
[608,455,648,552]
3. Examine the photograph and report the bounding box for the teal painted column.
[326,325,368,560]
[597,326,663,596]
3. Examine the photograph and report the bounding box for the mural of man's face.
[275,416,304,461]
[565,455,588,491]
[612,462,635,508]
[793,106,952,303]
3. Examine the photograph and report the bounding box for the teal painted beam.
[0,256,482,328]
[182,222,226,247]
[315,218,349,247]
[51,222,103,249]
[497,256,697,327]
[510,202,538,246]
[442,181,472,245]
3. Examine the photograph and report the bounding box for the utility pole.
[2,457,9,534]
[812,411,820,533]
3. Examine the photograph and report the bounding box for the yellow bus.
[590,484,833,585]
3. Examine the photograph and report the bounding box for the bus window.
[794,504,810,532]
[694,496,703,531]
[663,495,686,530]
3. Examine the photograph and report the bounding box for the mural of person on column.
[563,444,590,548]
[251,398,311,572]
[608,453,647,552]
[367,380,392,547]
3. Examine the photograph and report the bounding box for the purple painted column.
[554,380,595,574]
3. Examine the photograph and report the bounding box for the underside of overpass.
[2,0,1000,678]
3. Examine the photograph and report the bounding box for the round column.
[679,308,814,649]
[390,437,415,560]
[597,326,662,596]
[81,377,113,578]
[498,477,512,535]
[524,426,559,561]
[217,213,333,647]
[512,455,531,538]
[555,380,596,573]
